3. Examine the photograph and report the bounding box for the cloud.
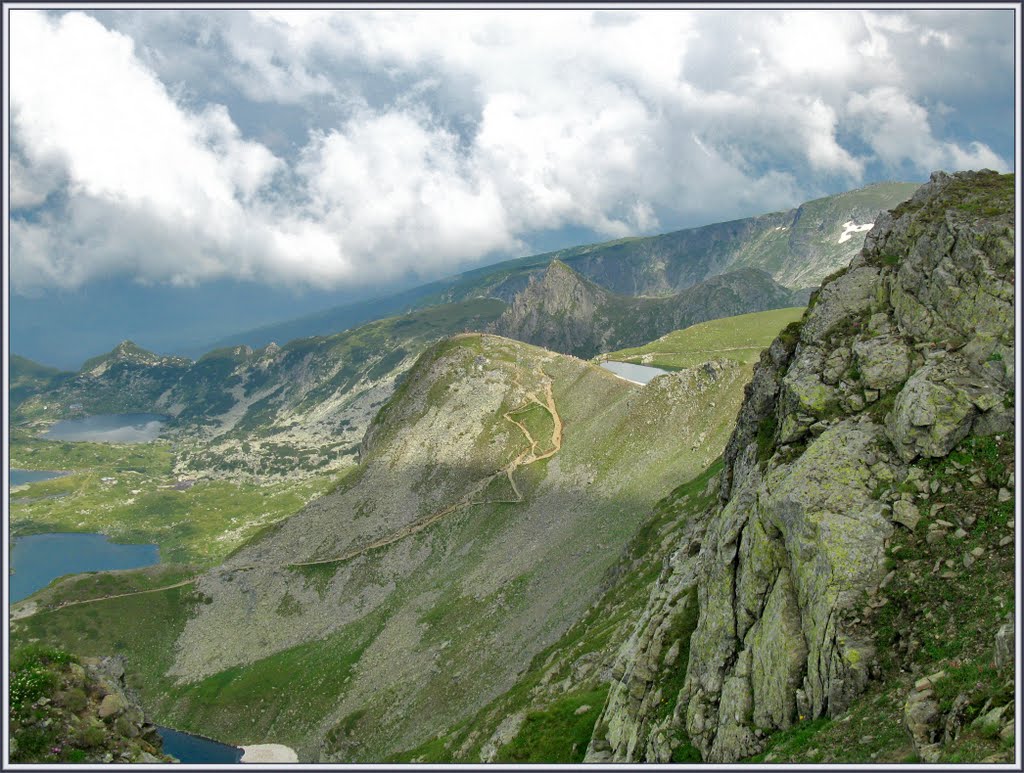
[847,86,1008,174]
[297,109,518,277]
[8,8,1014,293]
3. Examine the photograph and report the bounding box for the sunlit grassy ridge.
[600,306,805,370]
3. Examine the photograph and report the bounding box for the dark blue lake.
[9,469,68,487]
[156,726,242,764]
[9,533,160,603]
[42,413,169,444]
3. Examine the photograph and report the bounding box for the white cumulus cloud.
[7,8,1014,294]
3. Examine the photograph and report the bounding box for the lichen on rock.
[586,169,1015,763]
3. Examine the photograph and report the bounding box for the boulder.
[892,500,921,530]
[98,693,127,720]
[852,336,911,391]
[885,357,999,462]
[994,623,1014,671]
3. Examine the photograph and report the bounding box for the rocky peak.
[491,260,803,360]
[81,340,191,376]
[587,170,1015,763]
[526,259,608,308]
[490,260,612,356]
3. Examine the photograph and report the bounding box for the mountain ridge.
[196,181,919,353]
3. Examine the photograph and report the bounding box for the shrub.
[756,415,778,463]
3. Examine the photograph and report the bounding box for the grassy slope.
[19,564,201,613]
[12,585,201,701]
[385,459,723,763]
[601,306,805,369]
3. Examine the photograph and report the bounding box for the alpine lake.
[9,413,245,763]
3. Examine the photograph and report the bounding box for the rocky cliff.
[586,170,1015,763]
[491,260,801,359]
[9,647,176,764]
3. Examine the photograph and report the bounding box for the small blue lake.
[9,533,160,603]
[156,726,243,764]
[10,469,68,487]
[42,413,170,444]
[600,361,671,385]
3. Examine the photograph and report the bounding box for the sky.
[4,5,1019,365]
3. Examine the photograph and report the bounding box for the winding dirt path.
[14,373,565,615]
[13,578,198,618]
[288,375,562,569]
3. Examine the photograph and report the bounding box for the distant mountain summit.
[80,340,190,376]
[491,260,802,359]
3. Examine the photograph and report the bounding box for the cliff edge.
[587,170,1015,763]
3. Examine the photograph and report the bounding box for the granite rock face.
[586,170,1015,763]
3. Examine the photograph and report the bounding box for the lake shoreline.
[156,725,244,764]
[599,360,671,385]
[9,468,72,489]
[9,532,160,603]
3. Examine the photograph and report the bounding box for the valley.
[7,171,1015,766]
[11,329,759,759]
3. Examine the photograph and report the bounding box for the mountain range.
[12,263,800,480]
[198,181,919,354]
[8,171,1015,766]
[10,180,917,480]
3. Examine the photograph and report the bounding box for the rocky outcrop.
[492,260,800,360]
[9,649,175,764]
[586,515,706,762]
[490,260,612,358]
[903,670,947,762]
[587,170,1014,763]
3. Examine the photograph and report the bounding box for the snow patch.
[838,220,874,244]
[240,744,299,763]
